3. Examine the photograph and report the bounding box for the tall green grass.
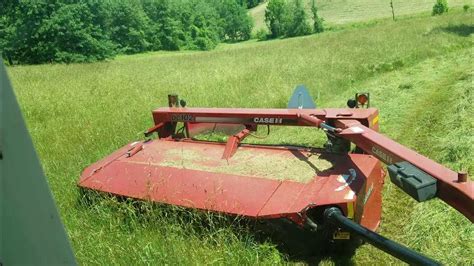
[8,11,473,265]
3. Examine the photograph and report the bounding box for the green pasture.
[250,0,470,32]
[7,10,473,265]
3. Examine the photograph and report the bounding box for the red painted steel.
[152,107,377,128]
[149,107,473,222]
[222,128,250,159]
[298,113,325,128]
[335,120,474,222]
[79,106,473,229]
[79,139,381,230]
[144,122,165,137]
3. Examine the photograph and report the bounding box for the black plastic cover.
[387,161,437,202]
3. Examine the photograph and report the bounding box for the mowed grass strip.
[8,11,473,265]
[250,0,470,32]
[344,48,474,265]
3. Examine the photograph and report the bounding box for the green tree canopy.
[217,0,253,42]
[265,0,289,38]
[286,0,311,37]
[0,0,255,65]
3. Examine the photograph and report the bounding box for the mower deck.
[77,93,473,264]
[79,139,382,230]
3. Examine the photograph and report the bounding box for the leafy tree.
[0,2,16,64]
[217,0,253,42]
[5,2,57,64]
[1,0,255,64]
[253,28,268,41]
[43,3,115,63]
[1,1,115,64]
[286,0,311,37]
[310,0,324,33]
[109,1,150,54]
[265,0,289,38]
[238,0,265,8]
[432,0,449,15]
[143,0,184,50]
[186,1,221,50]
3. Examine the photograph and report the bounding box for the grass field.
[7,9,474,265]
[250,0,470,32]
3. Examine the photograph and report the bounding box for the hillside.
[7,9,474,265]
[250,0,470,32]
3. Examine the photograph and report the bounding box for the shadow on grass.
[251,219,360,265]
[77,189,361,264]
[438,24,474,37]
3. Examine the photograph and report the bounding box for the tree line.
[0,0,457,65]
[263,0,455,38]
[0,0,259,64]
[263,0,323,39]
[0,0,323,65]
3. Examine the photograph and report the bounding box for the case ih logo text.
[171,114,195,122]
[253,117,283,124]
[372,146,393,164]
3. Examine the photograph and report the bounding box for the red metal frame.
[335,119,474,221]
[79,106,473,231]
[80,140,382,229]
[148,107,473,222]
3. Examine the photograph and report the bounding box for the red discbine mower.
[79,89,473,264]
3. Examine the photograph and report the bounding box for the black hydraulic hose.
[323,207,440,266]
